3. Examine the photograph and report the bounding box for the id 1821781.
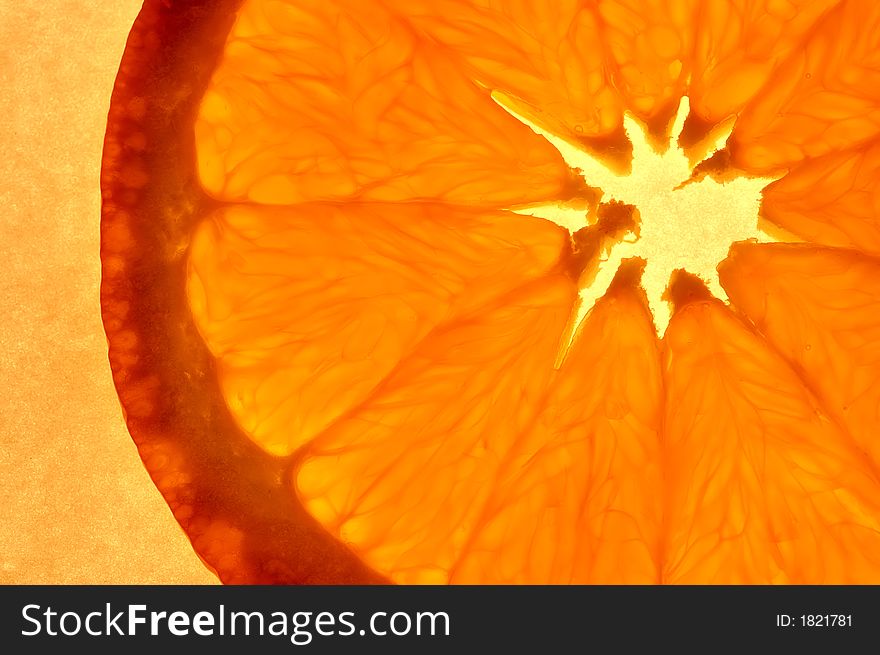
[776,614,853,628]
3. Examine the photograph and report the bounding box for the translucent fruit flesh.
[103,0,880,583]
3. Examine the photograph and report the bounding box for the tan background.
[0,1,216,583]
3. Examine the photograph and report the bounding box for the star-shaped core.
[500,96,781,337]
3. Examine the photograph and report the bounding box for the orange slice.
[102,0,880,583]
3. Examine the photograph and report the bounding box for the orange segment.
[294,277,576,584]
[451,262,663,583]
[597,0,693,140]
[195,0,581,205]
[188,202,569,456]
[391,0,630,168]
[728,0,880,173]
[719,243,880,471]
[684,0,839,144]
[662,295,880,583]
[761,140,880,255]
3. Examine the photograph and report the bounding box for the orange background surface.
[0,1,215,583]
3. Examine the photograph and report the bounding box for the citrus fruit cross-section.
[101,0,880,583]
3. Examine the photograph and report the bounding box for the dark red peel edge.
[100,0,386,584]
